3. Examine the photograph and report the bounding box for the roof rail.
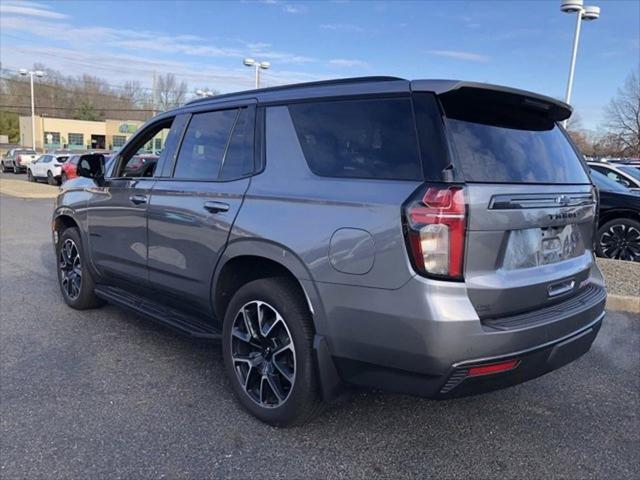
[185,76,406,105]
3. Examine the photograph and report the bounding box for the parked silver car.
[52,77,606,426]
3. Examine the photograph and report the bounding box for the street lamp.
[561,0,600,125]
[243,58,271,89]
[18,68,46,151]
[195,88,215,98]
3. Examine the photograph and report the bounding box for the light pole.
[560,0,600,125]
[195,88,215,98]
[243,58,271,89]
[18,68,46,151]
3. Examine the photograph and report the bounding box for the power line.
[0,104,155,112]
[0,74,152,101]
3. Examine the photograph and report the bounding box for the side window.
[43,155,53,163]
[173,109,237,179]
[115,118,174,178]
[288,97,422,180]
[220,106,255,180]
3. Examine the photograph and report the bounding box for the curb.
[606,294,640,314]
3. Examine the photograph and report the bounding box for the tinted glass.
[289,98,422,180]
[174,109,237,179]
[590,169,629,192]
[620,166,640,181]
[447,119,589,184]
[413,93,451,181]
[220,106,255,180]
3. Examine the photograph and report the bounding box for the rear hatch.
[439,85,596,319]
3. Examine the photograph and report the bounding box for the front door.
[32,155,49,177]
[147,104,256,316]
[85,115,186,290]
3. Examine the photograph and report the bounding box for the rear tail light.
[404,185,466,280]
[468,359,519,377]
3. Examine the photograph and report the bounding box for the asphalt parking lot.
[1,191,639,479]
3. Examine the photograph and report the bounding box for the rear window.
[589,169,629,192]
[446,119,589,184]
[288,98,422,180]
[619,165,640,181]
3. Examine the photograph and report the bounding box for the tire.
[1,162,9,173]
[56,227,103,309]
[596,218,640,262]
[47,171,56,185]
[27,169,35,182]
[222,277,323,426]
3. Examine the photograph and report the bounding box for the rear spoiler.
[411,80,572,123]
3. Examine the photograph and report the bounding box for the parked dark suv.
[53,77,606,426]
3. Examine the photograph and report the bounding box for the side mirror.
[77,153,105,183]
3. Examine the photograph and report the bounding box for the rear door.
[439,87,596,318]
[147,102,256,315]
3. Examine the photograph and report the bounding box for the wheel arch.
[52,208,83,248]
[598,209,640,227]
[212,239,325,332]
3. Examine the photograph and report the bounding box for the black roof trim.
[186,76,405,106]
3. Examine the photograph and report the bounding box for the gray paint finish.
[52,77,607,401]
[329,228,375,275]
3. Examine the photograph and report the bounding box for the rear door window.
[173,109,237,179]
[220,106,256,181]
[446,118,590,184]
[288,97,422,180]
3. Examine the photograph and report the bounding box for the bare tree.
[605,70,640,156]
[154,73,187,111]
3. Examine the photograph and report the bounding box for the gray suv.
[53,77,606,426]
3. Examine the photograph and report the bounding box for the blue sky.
[1,0,638,129]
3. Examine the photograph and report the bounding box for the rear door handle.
[203,201,230,213]
[129,194,148,205]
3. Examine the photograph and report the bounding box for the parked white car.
[588,161,640,192]
[27,153,69,185]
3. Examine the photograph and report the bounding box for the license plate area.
[502,224,585,270]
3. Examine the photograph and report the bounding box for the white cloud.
[328,58,369,68]
[1,14,314,64]
[320,23,365,33]
[283,4,305,14]
[0,1,68,19]
[3,44,326,92]
[427,50,490,62]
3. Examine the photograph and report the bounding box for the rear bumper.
[316,263,606,398]
[436,313,603,397]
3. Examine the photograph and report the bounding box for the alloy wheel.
[59,239,82,300]
[230,301,296,408]
[599,223,640,261]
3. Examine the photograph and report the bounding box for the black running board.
[95,285,221,340]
